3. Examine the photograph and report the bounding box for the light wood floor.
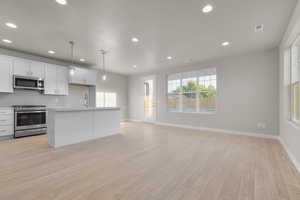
[0,122,300,200]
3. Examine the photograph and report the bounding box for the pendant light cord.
[69,41,74,66]
[100,50,106,75]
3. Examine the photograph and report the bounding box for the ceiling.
[0,0,297,75]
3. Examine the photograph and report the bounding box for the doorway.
[143,76,156,122]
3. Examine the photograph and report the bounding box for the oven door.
[15,111,47,131]
[14,76,44,91]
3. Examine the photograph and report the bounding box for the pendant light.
[69,41,75,76]
[100,49,107,81]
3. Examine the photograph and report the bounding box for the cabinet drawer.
[0,125,13,137]
[0,114,13,125]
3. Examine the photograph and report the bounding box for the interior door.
[143,76,156,122]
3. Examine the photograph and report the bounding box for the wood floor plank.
[0,122,299,200]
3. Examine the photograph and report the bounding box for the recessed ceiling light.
[2,39,12,44]
[132,65,137,68]
[202,4,213,13]
[48,50,55,54]
[222,41,230,46]
[80,58,85,62]
[167,56,173,60]
[5,22,17,29]
[55,0,67,5]
[131,37,139,42]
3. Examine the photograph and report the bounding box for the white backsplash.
[0,85,91,107]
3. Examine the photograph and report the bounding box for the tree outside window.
[167,69,216,113]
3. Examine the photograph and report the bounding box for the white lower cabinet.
[0,55,13,93]
[44,64,69,95]
[0,108,13,137]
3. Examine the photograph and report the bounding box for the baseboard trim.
[278,137,300,173]
[152,121,278,139]
[127,119,300,172]
[0,135,13,140]
[128,119,143,123]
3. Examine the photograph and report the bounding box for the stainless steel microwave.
[13,75,44,91]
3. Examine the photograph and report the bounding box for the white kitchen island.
[47,107,121,148]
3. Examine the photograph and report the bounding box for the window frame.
[166,68,217,114]
[289,35,300,126]
[290,36,300,125]
[96,92,117,108]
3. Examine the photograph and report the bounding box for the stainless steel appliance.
[13,75,44,91]
[13,105,47,138]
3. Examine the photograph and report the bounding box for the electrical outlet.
[257,122,266,129]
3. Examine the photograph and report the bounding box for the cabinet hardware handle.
[0,130,6,132]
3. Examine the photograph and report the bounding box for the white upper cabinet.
[0,55,13,93]
[69,67,97,86]
[0,54,69,95]
[13,58,45,78]
[56,67,69,95]
[44,64,68,96]
[13,58,30,76]
[44,64,57,95]
[84,69,98,85]
[69,67,83,84]
[30,61,45,78]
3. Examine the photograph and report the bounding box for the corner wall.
[129,49,279,136]
[279,1,300,171]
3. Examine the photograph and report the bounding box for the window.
[291,38,300,123]
[96,92,117,108]
[167,68,217,113]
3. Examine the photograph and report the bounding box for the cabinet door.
[69,67,97,85]
[30,61,45,78]
[85,69,97,85]
[56,66,69,95]
[0,55,13,93]
[13,58,31,76]
[69,67,84,84]
[44,64,57,95]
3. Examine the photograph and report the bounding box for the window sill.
[168,110,216,114]
[287,120,300,130]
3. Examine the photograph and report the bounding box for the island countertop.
[47,107,120,112]
[47,107,121,148]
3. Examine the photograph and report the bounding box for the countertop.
[47,106,120,112]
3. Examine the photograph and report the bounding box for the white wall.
[96,72,128,120]
[65,85,90,106]
[279,1,300,170]
[129,48,279,136]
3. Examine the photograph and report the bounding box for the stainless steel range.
[13,105,47,138]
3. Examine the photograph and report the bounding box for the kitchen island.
[47,107,121,148]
